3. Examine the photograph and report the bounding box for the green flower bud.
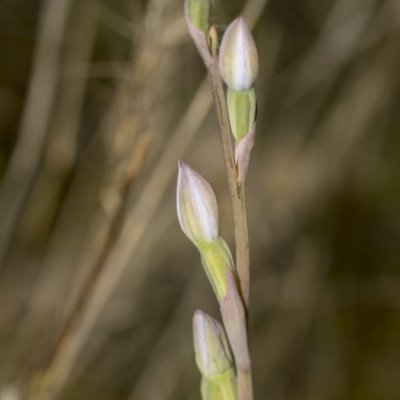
[177,161,219,246]
[185,0,211,35]
[227,87,256,142]
[218,18,259,91]
[193,310,232,378]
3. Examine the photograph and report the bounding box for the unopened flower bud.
[177,162,236,302]
[193,310,232,378]
[185,0,211,35]
[227,87,256,142]
[177,161,219,246]
[218,18,259,91]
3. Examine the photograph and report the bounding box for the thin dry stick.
[0,0,73,267]
[37,132,151,378]
[29,135,152,400]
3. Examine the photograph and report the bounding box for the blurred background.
[0,0,400,399]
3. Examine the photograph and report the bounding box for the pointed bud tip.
[230,17,245,31]
[193,309,205,322]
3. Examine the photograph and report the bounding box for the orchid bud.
[176,162,236,302]
[227,87,256,142]
[218,18,259,91]
[185,0,211,35]
[193,311,238,399]
[177,161,219,246]
[193,310,232,378]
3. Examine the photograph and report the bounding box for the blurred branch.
[281,0,377,109]
[20,0,101,244]
[255,238,327,385]
[259,38,399,244]
[0,0,73,266]
[0,2,101,391]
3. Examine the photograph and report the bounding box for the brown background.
[0,0,399,399]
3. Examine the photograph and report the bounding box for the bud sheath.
[201,370,238,400]
[200,237,235,301]
[227,87,256,142]
[220,269,251,372]
[185,0,211,34]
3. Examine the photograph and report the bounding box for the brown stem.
[207,37,253,400]
[238,368,254,400]
[207,52,250,309]
[34,133,151,392]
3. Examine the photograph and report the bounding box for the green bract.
[199,236,235,302]
[227,87,256,142]
[185,0,211,34]
[201,369,238,400]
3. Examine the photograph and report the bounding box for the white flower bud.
[193,310,233,378]
[177,161,219,245]
[218,18,259,91]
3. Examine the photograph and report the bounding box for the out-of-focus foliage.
[0,0,399,399]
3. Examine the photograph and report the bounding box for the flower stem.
[207,32,253,400]
[208,44,250,309]
[238,368,253,400]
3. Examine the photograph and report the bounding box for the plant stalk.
[238,368,253,400]
[208,49,251,309]
[207,39,253,400]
